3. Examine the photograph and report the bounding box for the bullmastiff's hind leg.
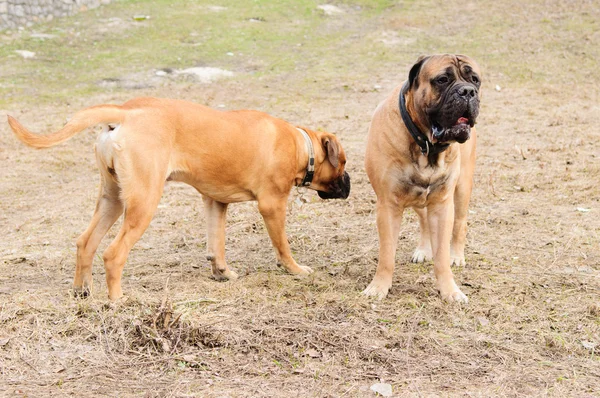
[202,195,238,281]
[73,151,124,297]
[411,207,433,263]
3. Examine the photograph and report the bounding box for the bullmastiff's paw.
[438,281,468,303]
[291,265,314,276]
[107,295,130,307]
[450,247,466,267]
[450,255,466,267]
[441,289,468,303]
[211,268,238,281]
[73,286,91,298]
[411,248,433,263]
[363,278,392,300]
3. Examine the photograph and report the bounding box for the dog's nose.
[458,85,476,99]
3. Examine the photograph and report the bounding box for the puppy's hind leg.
[201,195,237,281]
[73,150,124,297]
[411,207,433,263]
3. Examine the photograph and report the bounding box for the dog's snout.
[317,171,351,200]
[458,85,476,99]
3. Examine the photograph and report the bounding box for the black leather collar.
[399,81,449,157]
[296,128,314,187]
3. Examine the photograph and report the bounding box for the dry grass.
[1,0,599,397]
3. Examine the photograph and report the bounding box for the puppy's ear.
[408,55,430,90]
[322,136,339,168]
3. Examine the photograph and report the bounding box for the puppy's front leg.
[258,196,313,275]
[202,195,238,281]
[428,199,468,303]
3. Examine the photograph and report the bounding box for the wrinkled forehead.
[421,54,481,79]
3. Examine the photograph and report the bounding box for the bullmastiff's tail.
[7,104,126,149]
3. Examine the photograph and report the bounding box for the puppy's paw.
[411,248,432,263]
[363,279,392,300]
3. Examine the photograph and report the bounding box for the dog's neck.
[295,128,315,187]
[399,82,450,163]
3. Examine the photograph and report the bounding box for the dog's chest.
[395,163,456,207]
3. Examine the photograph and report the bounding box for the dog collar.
[399,81,449,157]
[296,128,315,187]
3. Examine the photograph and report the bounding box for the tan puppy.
[8,98,350,300]
[363,54,481,302]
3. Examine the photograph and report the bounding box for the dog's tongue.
[455,117,469,125]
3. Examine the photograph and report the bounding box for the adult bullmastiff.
[363,54,481,302]
[8,98,350,300]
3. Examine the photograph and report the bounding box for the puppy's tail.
[7,104,126,149]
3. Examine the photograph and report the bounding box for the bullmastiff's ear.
[408,55,430,90]
[322,136,339,168]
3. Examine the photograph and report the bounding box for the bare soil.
[1,1,599,397]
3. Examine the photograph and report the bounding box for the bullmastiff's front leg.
[428,199,468,303]
[202,195,238,281]
[363,200,405,300]
[258,195,313,275]
[450,132,477,267]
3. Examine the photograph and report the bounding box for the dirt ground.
[1,0,599,397]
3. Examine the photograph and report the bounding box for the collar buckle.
[296,128,314,187]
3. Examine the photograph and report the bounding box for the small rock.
[576,207,591,213]
[176,67,234,83]
[581,341,596,350]
[30,33,56,39]
[15,50,35,59]
[370,382,392,397]
[495,85,501,91]
[317,4,344,15]
[305,348,321,358]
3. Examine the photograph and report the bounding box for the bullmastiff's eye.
[436,76,449,84]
